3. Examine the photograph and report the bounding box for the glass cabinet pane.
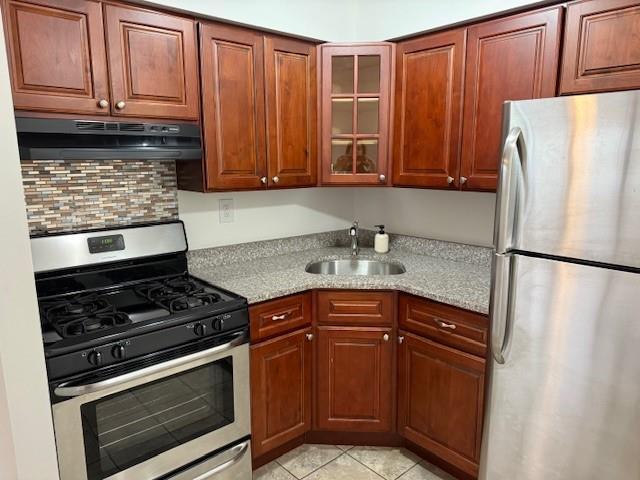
[356,139,378,173]
[331,56,354,94]
[357,98,379,134]
[331,139,353,173]
[331,99,353,134]
[357,56,380,93]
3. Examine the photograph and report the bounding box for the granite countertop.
[188,232,492,314]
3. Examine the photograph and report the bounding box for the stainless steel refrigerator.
[481,90,640,480]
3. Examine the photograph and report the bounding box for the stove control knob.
[194,323,207,337]
[87,350,102,366]
[111,344,126,360]
[213,318,225,331]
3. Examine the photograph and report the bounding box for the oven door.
[51,330,250,480]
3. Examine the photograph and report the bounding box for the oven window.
[80,357,234,480]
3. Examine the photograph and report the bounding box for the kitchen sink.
[305,258,406,276]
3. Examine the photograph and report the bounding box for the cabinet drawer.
[250,292,312,342]
[398,294,487,357]
[316,291,394,326]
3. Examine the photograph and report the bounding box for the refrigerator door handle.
[490,253,515,364]
[494,127,527,254]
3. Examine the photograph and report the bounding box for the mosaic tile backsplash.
[21,160,178,234]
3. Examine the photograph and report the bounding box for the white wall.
[0,19,59,480]
[354,188,496,247]
[178,188,356,250]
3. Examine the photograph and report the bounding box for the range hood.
[15,117,202,161]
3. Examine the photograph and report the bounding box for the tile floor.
[253,444,457,480]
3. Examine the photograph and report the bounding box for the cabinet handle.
[433,318,457,330]
[447,176,454,184]
[272,176,280,184]
[98,99,109,109]
[398,336,404,344]
[271,313,288,321]
[115,100,126,110]
[383,333,389,342]
[260,176,267,184]
[379,174,386,182]
[460,176,468,185]
[306,333,314,341]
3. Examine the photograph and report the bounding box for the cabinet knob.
[272,176,280,184]
[383,333,389,342]
[398,336,404,344]
[460,176,468,185]
[379,174,386,182]
[115,100,126,110]
[260,176,267,184]
[306,333,314,341]
[447,176,454,184]
[98,99,109,109]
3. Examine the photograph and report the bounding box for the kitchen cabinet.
[320,43,394,185]
[316,325,393,432]
[392,29,466,189]
[1,0,110,115]
[251,326,313,459]
[264,36,317,188]
[1,0,199,120]
[560,0,640,94]
[460,6,562,191]
[103,3,199,120]
[397,331,485,477]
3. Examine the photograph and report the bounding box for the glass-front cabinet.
[320,43,394,185]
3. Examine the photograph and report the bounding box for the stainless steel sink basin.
[305,258,406,276]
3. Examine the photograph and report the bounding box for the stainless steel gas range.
[31,221,252,480]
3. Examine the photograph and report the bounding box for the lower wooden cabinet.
[316,326,393,432]
[250,327,312,458]
[397,330,485,477]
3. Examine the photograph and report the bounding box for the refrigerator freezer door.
[498,90,640,268]
[481,254,640,480]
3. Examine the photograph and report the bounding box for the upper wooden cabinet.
[199,22,266,190]
[1,0,199,120]
[103,4,199,120]
[460,7,562,191]
[1,0,110,115]
[560,0,640,94]
[392,29,466,189]
[264,36,317,188]
[320,43,394,185]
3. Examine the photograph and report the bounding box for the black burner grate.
[135,276,222,314]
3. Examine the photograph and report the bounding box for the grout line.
[274,445,345,480]
[345,447,420,480]
[344,450,391,480]
[298,451,346,479]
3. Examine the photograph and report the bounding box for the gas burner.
[136,276,222,314]
[41,293,131,338]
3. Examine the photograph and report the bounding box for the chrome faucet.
[349,221,359,256]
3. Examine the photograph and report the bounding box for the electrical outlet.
[219,198,234,223]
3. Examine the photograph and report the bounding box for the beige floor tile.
[253,460,297,480]
[305,454,384,480]
[347,446,421,480]
[398,461,457,480]
[276,444,343,479]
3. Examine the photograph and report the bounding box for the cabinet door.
[103,4,199,120]
[460,7,562,191]
[316,326,393,432]
[264,36,317,188]
[393,29,465,189]
[2,0,109,114]
[560,0,640,94]
[251,327,312,459]
[397,331,485,477]
[200,22,267,190]
[320,43,394,185]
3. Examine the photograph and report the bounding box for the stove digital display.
[87,234,125,254]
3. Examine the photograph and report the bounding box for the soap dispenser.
[374,225,389,253]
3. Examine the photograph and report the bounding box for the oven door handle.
[166,440,250,480]
[54,331,247,398]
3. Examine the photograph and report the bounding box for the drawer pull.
[271,313,289,321]
[434,318,457,330]
[398,336,404,344]
[306,333,314,341]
